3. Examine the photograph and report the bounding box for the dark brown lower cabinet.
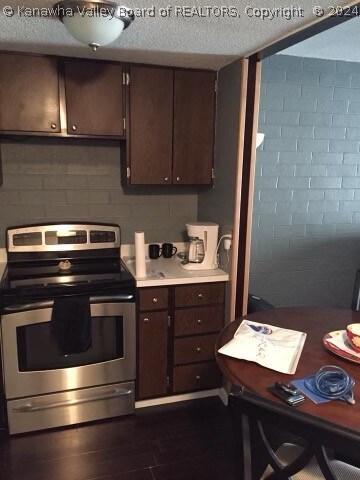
[174,334,219,365]
[173,362,222,393]
[175,283,225,308]
[138,311,168,399]
[137,282,225,400]
[174,305,224,336]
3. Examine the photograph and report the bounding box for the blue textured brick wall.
[251,55,360,307]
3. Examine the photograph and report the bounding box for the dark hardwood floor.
[0,397,236,480]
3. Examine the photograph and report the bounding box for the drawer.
[7,381,135,435]
[174,306,224,336]
[139,287,169,311]
[174,333,218,365]
[175,283,225,308]
[173,362,222,393]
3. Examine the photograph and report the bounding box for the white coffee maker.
[181,222,219,270]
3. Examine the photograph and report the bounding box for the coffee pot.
[188,237,205,263]
[181,222,219,271]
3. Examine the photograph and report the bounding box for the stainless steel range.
[0,223,136,435]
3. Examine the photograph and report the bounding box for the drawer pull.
[195,375,201,381]
[143,318,149,323]
[12,388,133,412]
[152,297,158,304]
[197,319,202,325]
[196,347,202,353]
[198,293,204,300]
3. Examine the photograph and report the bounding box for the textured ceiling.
[0,1,352,69]
[281,17,360,62]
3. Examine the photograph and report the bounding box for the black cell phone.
[275,382,300,396]
[267,385,306,407]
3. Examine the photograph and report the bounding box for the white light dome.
[63,13,125,48]
[55,1,134,50]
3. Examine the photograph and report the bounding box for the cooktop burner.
[0,223,135,304]
[3,259,133,289]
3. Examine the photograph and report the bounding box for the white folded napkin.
[218,320,306,374]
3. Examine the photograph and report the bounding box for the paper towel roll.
[135,231,147,279]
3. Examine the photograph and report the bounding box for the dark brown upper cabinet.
[0,54,60,133]
[128,66,173,185]
[173,70,216,185]
[0,52,216,186]
[127,66,216,186]
[64,60,124,137]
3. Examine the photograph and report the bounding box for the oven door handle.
[3,294,134,312]
[91,294,134,303]
[12,388,133,412]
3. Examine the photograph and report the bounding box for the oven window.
[16,317,123,371]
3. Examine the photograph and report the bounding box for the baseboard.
[135,388,224,409]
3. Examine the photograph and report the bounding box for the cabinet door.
[0,54,60,133]
[129,66,173,184]
[64,60,124,136]
[173,70,216,185]
[138,311,168,399]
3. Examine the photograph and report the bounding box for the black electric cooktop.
[0,258,135,303]
[1,223,136,306]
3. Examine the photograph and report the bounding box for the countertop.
[0,245,229,287]
[122,254,229,287]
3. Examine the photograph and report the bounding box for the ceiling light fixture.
[54,1,134,51]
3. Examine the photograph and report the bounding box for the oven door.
[1,300,136,399]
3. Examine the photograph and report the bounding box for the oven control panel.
[90,231,116,244]
[7,224,120,253]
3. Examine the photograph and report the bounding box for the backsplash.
[0,139,198,247]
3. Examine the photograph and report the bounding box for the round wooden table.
[216,307,360,434]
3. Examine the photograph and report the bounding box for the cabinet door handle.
[196,347,202,353]
[143,318,149,323]
[197,319,202,325]
[152,297,158,304]
[198,293,204,300]
[164,177,169,182]
[51,123,57,130]
[195,375,201,381]
[71,125,77,132]
[176,176,181,182]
